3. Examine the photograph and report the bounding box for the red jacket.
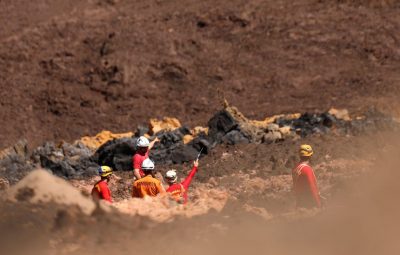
[292,162,321,208]
[132,150,149,177]
[166,166,198,204]
[91,180,112,203]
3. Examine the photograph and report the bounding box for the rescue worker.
[132,158,165,198]
[91,166,113,203]
[292,144,321,208]
[132,136,160,180]
[165,159,199,204]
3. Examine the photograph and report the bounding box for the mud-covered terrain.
[1,1,400,254]
[1,130,400,255]
[1,0,400,148]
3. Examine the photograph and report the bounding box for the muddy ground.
[1,0,400,148]
[1,130,400,255]
[1,1,400,254]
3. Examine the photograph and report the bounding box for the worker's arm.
[181,160,199,190]
[159,181,166,193]
[304,168,321,208]
[132,154,142,179]
[148,137,160,151]
[133,169,142,180]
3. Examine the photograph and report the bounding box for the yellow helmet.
[299,144,313,157]
[98,166,113,177]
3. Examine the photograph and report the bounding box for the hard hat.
[165,170,178,183]
[98,166,113,177]
[141,158,155,171]
[299,144,313,157]
[136,136,150,148]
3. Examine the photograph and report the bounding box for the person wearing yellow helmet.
[91,166,113,203]
[291,144,321,208]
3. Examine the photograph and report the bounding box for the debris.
[79,130,134,150]
[149,117,181,135]
[329,108,351,121]
[183,134,194,144]
[33,141,98,178]
[262,131,282,144]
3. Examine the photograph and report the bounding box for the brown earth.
[1,130,400,255]
[1,0,400,149]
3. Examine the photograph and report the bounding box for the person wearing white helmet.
[165,159,199,204]
[132,136,160,180]
[132,158,165,198]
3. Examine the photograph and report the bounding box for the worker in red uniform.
[132,136,159,180]
[292,144,321,208]
[91,166,113,203]
[165,159,199,204]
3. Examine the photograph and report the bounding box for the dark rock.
[189,137,212,156]
[321,113,336,128]
[0,154,34,184]
[222,130,250,145]
[94,137,137,171]
[170,145,199,164]
[33,141,98,178]
[208,110,238,143]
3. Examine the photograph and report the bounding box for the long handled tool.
[196,147,204,160]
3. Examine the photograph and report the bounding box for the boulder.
[94,137,137,171]
[34,141,98,178]
[221,130,250,145]
[208,110,238,143]
[267,123,280,132]
[262,131,282,144]
[170,145,199,164]
[0,140,33,184]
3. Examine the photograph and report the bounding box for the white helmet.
[165,170,178,183]
[136,136,150,148]
[141,158,155,171]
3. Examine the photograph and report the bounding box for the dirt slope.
[1,0,400,148]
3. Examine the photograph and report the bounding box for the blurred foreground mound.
[6,169,96,215]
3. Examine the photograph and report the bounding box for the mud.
[1,0,400,149]
[1,0,400,254]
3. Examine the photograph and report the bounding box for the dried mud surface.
[1,0,400,148]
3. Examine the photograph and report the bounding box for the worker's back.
[91,180,112,203]
[292,162,321,208]
[132,175,164,198]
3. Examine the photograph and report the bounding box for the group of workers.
[92,136,199,205]
[92,136,321,209]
